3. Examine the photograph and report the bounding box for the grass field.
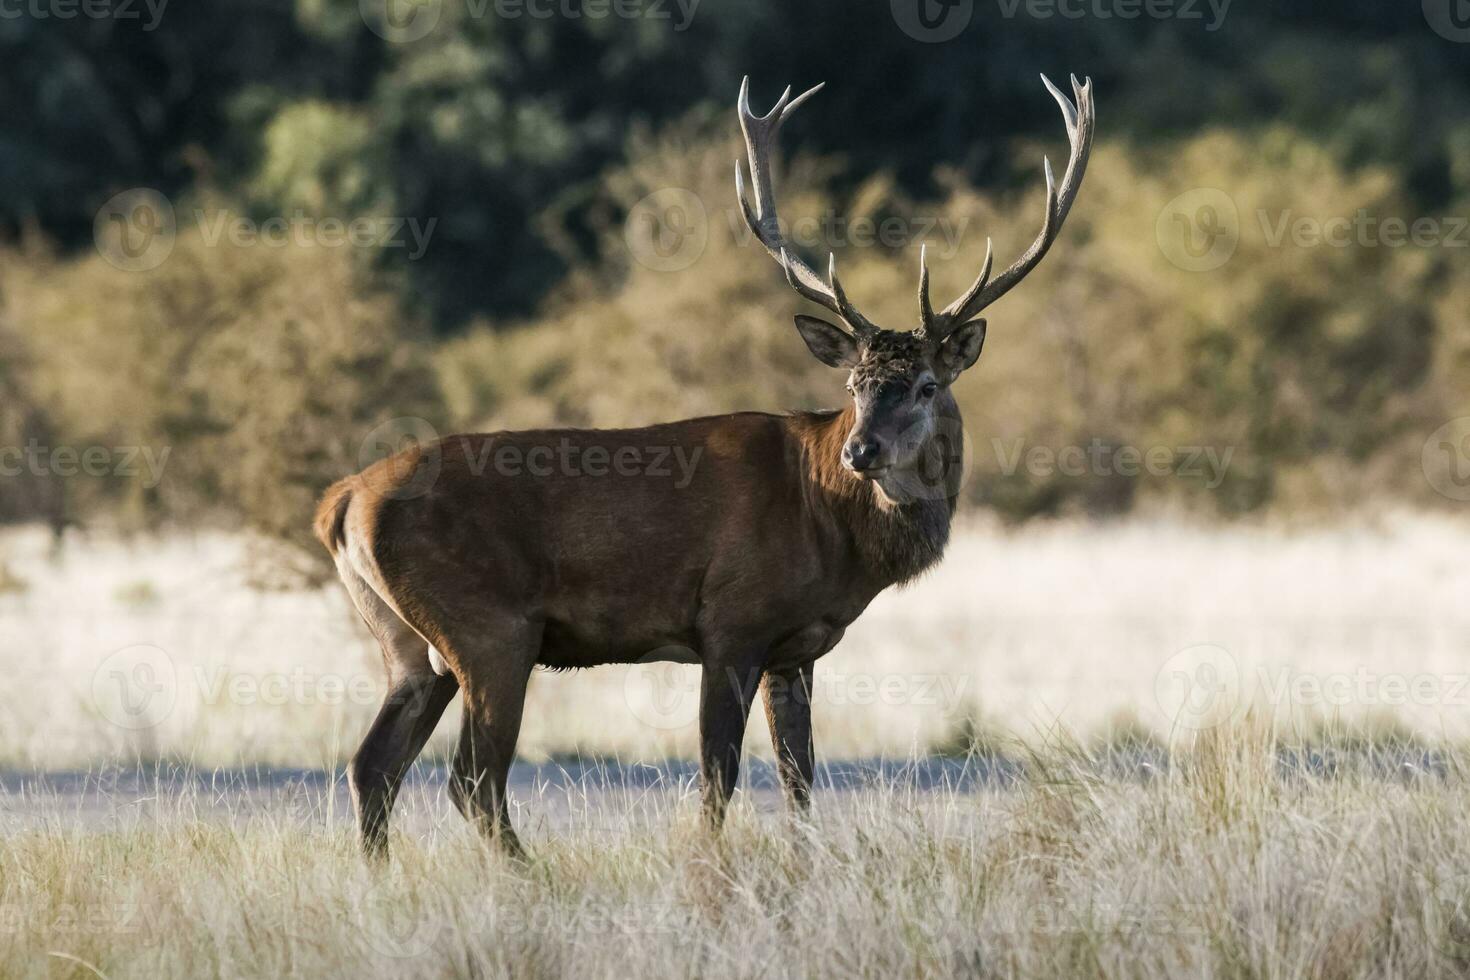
[6,730,1470,979]
[4,515,1470,978]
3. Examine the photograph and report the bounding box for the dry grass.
[4,728,1470,979]
[4,517,1470,977]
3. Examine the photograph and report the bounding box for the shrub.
[1,204,442,554]
[439,117,1470,521]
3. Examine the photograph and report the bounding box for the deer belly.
[766,622,846,670]
[538,616,699,670]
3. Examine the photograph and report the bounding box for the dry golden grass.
[4,725,1470,979]
[1,518,1469,976]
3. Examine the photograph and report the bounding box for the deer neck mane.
[794,401,957,588]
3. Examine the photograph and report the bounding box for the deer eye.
[921,382,939,398]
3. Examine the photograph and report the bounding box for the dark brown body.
[317,400,959,855]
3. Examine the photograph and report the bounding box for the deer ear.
[794,315,861,369]
[935,319,986,384]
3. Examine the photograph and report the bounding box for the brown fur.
[313,477,354,557]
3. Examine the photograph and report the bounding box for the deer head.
[735,75,1095,489]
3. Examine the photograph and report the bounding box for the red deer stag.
[315,74,1095,857]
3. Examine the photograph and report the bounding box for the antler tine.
[827,252,873,335]
[925,238,992,340]
[735,78,878,339]
[927,73,1095,339]
[917,243,936,333]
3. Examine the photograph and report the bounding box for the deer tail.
[313,478,355,557]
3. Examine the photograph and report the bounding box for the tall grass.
[4,724,1470,979]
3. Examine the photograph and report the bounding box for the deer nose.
[843,438,883,472]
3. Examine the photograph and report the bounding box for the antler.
[735,77,880,340]
[919,74,1096,341]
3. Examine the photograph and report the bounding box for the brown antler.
[734,77,880,340]
[919,74,1096,341]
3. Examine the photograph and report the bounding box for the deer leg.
[447,629,538,857]
[699,656,764,830]
[762,662,816,814]
[349,671,459,859]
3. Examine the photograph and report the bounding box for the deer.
[314,74,1095,858]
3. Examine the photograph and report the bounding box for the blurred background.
[1,0,1469,767]
[4,0,1470,543]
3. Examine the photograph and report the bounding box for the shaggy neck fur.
[791,401,958,588]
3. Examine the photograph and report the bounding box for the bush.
[1,204,442,553]
[437,116,1470,521]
